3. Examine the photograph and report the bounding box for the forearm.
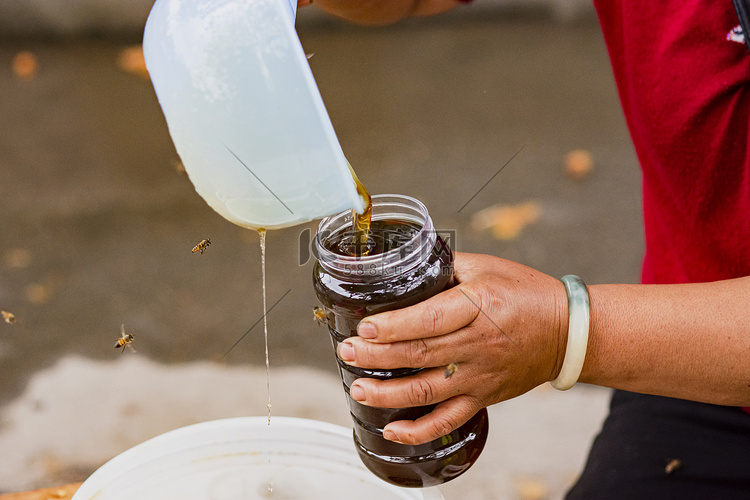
[581,277,750,406]
[305,0,462,25]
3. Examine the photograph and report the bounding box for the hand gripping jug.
[143,0,365,229]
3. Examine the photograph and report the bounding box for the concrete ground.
[0,4,643,499]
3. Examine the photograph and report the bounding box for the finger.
[338,331,467,370]
[357,284,482,343]
[383,396,481,445]
[349,366,464,408]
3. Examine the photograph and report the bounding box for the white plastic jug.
[143,0,365,230]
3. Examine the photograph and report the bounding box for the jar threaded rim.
[315,194,437,280]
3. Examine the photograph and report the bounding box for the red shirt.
[594,1,750,285]
[594,2,750,414]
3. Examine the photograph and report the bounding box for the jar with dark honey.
[312,194,489,488]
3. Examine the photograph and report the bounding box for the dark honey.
[313,194,489,488]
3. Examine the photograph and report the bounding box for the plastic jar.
[313,194,489,488]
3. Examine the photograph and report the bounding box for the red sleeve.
[594,1,750,285]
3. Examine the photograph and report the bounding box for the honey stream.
[348,164,373,256]
[253,168,369,496]
[258,228,274,495]
[258,228,272,425]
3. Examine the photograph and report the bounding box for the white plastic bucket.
[71,417,445,500]
[143,0,365,230]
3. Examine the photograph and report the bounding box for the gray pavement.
[0,6,642,499]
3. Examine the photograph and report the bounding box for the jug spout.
[143,0,365,230]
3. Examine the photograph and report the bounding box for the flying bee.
[114,324,136,353]
[1,310,16,324]
[312,306,327,326]
[444,362,458,379]
[192,238,211,254]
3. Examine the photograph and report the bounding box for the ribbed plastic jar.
[313,194,488,488]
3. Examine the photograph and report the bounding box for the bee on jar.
[192,238,211,254]
[114,324,136,353]
[444,362,458,379]
[312,306,327,326]
[1,310,16,324]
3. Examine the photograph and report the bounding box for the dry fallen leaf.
[0,482,82,500]
[117,45,149,79]
[4,248,32,269]
[24,274,62,305]
[12,51,38,80]
[470,201,542,240]
[514,476,549,500]
[564,149,594,180]
[665,458,681,474]
[25,283,51,304]
[120,402,142,417]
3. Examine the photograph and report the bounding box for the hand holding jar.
[338,252,569,446]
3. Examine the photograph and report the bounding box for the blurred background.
[0,1,643,498]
